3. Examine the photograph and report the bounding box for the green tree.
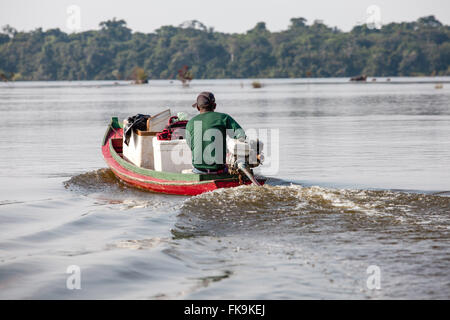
[0,16,448,80]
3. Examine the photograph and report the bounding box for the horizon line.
[1,15,446,35]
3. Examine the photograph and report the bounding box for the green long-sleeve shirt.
[186,111,245,170]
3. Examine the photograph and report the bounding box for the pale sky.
[1,0,449,34]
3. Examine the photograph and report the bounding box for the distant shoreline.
[1,76,449,87]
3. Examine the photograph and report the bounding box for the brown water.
[0,78,449,299]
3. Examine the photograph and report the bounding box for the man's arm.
[225,115,246,140]
[185,120,194,150]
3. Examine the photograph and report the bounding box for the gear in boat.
[101,109,265,196]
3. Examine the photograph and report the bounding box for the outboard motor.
[226,138,264,185]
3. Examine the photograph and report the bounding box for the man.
[186,92,245,174]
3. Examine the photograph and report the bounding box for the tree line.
[0,16,449,81]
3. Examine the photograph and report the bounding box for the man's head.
[192,92,216,112]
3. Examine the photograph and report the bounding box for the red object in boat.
[156,116,188,140]
[102,117,265,196]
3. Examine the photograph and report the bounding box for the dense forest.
[0,16,449,81]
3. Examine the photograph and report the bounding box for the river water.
[0,78,449,299]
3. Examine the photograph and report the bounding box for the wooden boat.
[102,117,266,195]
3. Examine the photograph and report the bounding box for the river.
[0,77,449,299]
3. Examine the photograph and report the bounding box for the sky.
[1,0,449,34]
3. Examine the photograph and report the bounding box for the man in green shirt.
[186,92,245,174]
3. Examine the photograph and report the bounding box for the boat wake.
[63,168,140,202]
[63,168,153,205]
[64,168,120,193]
[64,170,450,240]
[63,168,186,208]
[176,184,450,238]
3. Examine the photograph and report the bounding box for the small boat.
[102,117,266,196]
[350,75,367,82]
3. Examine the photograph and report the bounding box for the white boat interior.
[122,109,193,173]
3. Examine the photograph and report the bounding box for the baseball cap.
[192,92,216,108]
